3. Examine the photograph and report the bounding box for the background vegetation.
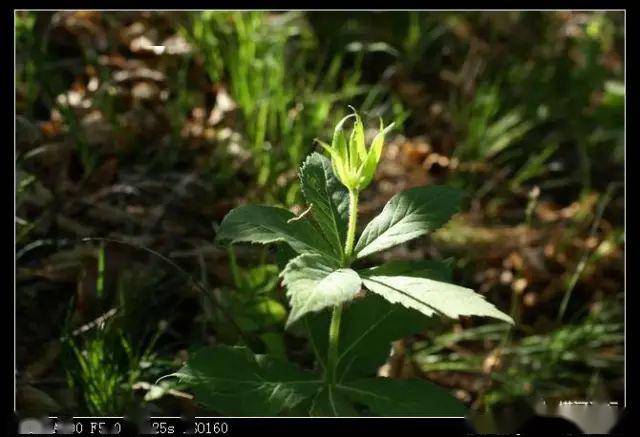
[16,10,623,430]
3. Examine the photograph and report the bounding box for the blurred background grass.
[16,11,623,425]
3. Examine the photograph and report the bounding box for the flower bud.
[317,109,394,192]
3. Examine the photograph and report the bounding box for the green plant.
[60,247,171,415]
[61,321,145,416]
[205,247,288,356]
[169,110,513,416]
[452,83,535,164]
[412,296,623,410]
[185,11,396,205]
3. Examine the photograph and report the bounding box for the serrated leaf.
[305,293,426,381]
[336,378,466,416]
[360,262,514,324]
[310,386,358,417]
[214,205,338,261]
[354,185,462,259]
[282,254,362,328]
[299,153,349,259]
[174,346,321,416]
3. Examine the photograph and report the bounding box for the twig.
[287,203,313,223]
[71,308,119,337]
[132,381,194,400]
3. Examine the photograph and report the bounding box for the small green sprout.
[316,108,395,192]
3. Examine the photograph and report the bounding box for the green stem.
[327,188,359,385]
[228,246,241,288]
[344,189,359,262]
[327,304,343,384]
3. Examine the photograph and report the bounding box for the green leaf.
[331,114,354,185]
[360,262,514,324]
[357,120,394,189]
[175,346,321,416]
[299,153,349,260]
[215,205,337,261]
[235,298,287,332]
[354,185,462,259]
[350,113,366,165]
[332,113,354,163]
[276,242,297,271]
[236,264,280,295]
[318,140,347,187]
[282,254,362,328]
[310,386,358,417]
[336,378,466,416]
[305,293,426,381]
[259,332,287,360]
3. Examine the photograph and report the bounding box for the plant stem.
[327,304,343,384]
[344,189,359,262]
[327,188,359,385]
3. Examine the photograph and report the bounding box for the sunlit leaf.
[357,120,394,189]
[215,205,338,261]
[355,185,462,259]
[360,261,514,324]
[299,153,349,259]
[282,254,361,328]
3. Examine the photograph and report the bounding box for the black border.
[7,4,635,435]
[6,2,634,10]
[621,4,634,435]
